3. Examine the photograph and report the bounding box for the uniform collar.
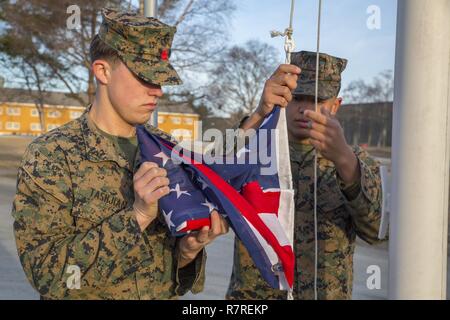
[80,104,132,171]
[289,140,315,163]
[289,140,334,167]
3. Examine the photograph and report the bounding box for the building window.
[47,110,61,118]
[47,124,60,131]
[0,107,3,115]
[171,129,192,141]
[70,111,82,119]
[6,107,21,116]
[157,115,165,124]
[30,123,42,132]
[30,109,39,117]
[184,117,194,125]
[6,122,20,130]
[171,117,181,125]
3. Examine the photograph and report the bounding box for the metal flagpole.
[270,0,296,300]
[389,0,450,299]
[144,0,157,18]
[144,0,159,128]
[313,0,322,302]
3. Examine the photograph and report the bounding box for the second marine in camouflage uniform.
[227,51,385,300]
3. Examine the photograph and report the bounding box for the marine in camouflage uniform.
[227,51,385,300]
[12,8,205,300]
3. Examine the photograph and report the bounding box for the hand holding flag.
[177,210,229,268]
[132,161,170,231]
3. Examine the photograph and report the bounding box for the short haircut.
[89,34,120,65]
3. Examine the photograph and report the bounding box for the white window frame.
[6,122,20,130]
[47,124,59,131]
[6,107,21,116]
[171,117,181,125]
[69,111,82,119]
[30,123,42,132]
[171,129,193,141]
[30,109,39,117]
[47,110,62,118]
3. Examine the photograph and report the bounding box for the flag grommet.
[271,263,284,273]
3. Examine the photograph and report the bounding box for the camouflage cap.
[98,7,182,86]
[290,51,347,100]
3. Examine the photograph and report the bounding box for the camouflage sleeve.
[12,142,149,299]
[339,146,385,245]
[173,243,206,295]
[226,236,286,300]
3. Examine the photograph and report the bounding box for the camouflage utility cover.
[291,51,348,100]
[98,7,182,86]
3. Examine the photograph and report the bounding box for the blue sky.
[229,0,398,89]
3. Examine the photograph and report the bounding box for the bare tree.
[0,20,63,133]
[0,0,125,105]
[156,0,235,72]
[207,40,279,121]
[337,70,394,148]
[343,69,394,103]
[0,0,235,106]
[340,70,394,147]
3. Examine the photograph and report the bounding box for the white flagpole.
[144,0,159,128]
[144,0,157,18]
[389,0,450,299]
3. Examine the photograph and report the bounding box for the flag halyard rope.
[269,0,323,301]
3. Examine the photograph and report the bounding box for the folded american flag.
[136,107,295,290]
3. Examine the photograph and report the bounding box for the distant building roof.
[0,87,89,107]
[0,87,197,114]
